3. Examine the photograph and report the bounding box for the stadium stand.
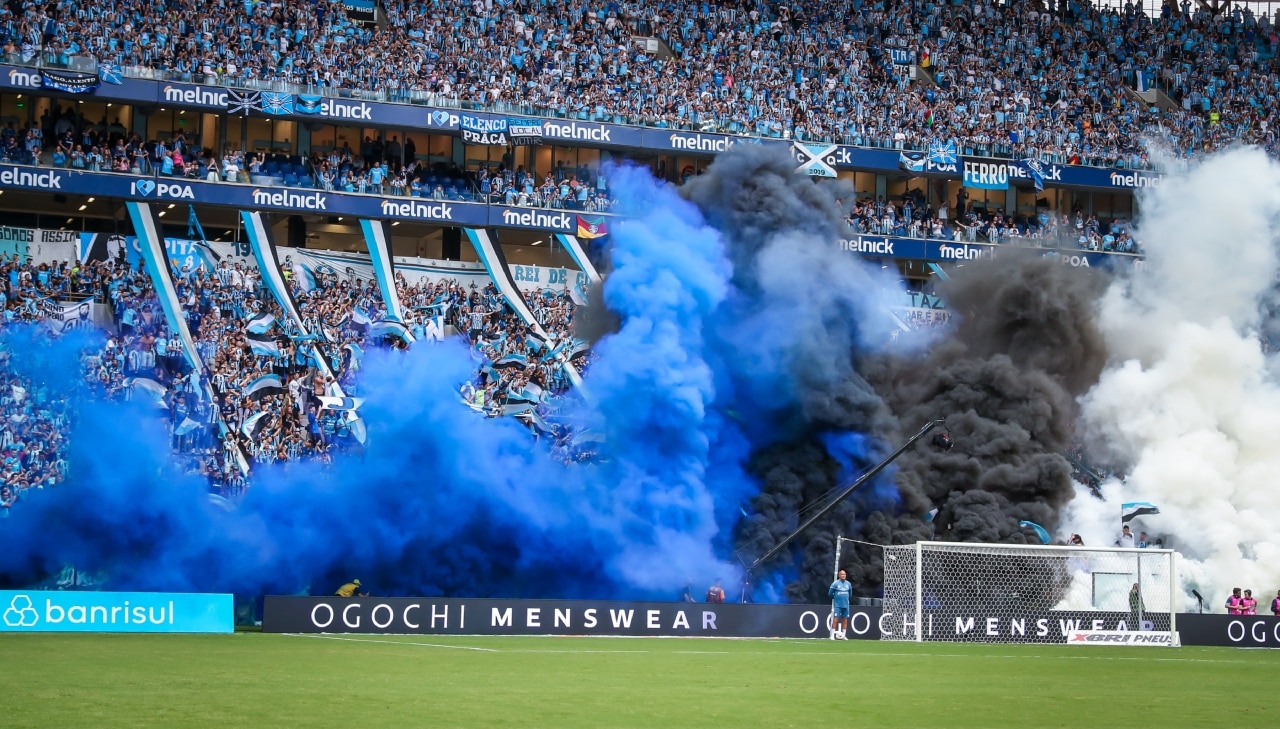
[2,0,1243,512]
[1,0,1277,163]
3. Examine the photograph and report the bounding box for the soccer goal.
[876,542,1179,645]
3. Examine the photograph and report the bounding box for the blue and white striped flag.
[1121,502,1160,523]
[246,311,276,335]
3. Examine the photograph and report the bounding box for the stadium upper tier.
[4,0,1275,166]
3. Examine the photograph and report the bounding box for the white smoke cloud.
[1065,148,1280,611]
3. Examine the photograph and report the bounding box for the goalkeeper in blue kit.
[829,569,853,640]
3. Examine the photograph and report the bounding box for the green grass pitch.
[2,632,1276,727]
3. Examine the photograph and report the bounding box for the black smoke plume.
[666,146,1111,602]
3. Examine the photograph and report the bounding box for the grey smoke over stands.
[677,146,897,435]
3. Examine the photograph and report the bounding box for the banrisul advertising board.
[0,591,233,633]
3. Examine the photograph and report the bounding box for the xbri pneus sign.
[0,591,233,633]
[1066,630,1177,645]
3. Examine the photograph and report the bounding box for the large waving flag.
[173,416,204,437]
[317,396,365,412]
[244,374,285,401]
[507,382,544,404]
[246,311,276,335]
[369,319,413,343]
[1018,520,1052,544]
[493,352,528,370]
[127,377,168,408]
[246,333,283,358]
[241,411,270,439]
[1121,502,1160,523]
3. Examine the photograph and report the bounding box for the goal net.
[878,542,1178,645]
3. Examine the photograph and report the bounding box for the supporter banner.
[961,158,1010,190]
[295,94,323,115]
[207,241,494,292]
[260,91,294,116]
[1,591,233,633]
[577,215,608,239]
[889,47,913,65]
[0,226,78,264]
[509,119,545,146]
[460,114,509,146]
[37,298,94,335]
[342,0,377,23]
[98,63,123,86]
[39,69,99,94]
[509,263,592,303]
[895,306,952,328]
[78,232,216,271]
[792,142,839,178]
[264,596,833,638]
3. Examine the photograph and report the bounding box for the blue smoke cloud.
[0,160,894,601]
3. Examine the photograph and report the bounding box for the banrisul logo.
[4,594,37,626]
[0,591,234,633]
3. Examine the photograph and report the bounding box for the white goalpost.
[840,540,1179,645]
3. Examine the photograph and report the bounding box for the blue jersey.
[829,579,852,609]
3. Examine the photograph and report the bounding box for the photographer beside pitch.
[829,569,853,640]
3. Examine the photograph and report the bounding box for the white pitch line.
[279,635,1266,663]
[281,633,499,652]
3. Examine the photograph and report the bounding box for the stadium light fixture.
[532,240,542,246]
[87,197,94,203]
[158,211,166,217]
[77,205,86,211]
[167,203,176,209]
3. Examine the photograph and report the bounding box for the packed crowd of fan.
[455,281,580,410]
[7,0,1280,164]
[844,187,1142,252]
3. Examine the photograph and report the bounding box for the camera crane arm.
[742,419,949,578]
